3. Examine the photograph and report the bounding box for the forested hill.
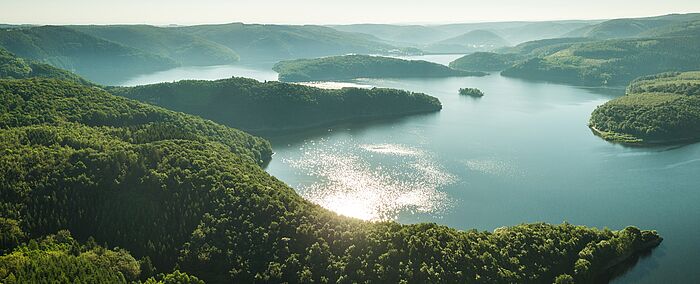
[109,77,443,134]
[500,35,700,86]
[273,54,486,82]
[69,25,241,66]
[0,26,177,84]
[0,47,89,84]
[590,72,700,144]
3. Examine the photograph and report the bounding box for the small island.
[273,54,487,82]
[589,71,700,144]
[459,87,484,97]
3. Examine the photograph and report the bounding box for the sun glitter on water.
[284,140,455,221]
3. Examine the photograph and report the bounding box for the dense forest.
[109,77,442,134]
[589,71,700,144]
[0,26,178,83]
[273,55,486,82]
[0,76,662,283]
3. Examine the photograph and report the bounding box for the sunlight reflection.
[284,140,455,221]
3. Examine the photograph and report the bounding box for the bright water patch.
[296,81,374,89]
[283,140,454,221]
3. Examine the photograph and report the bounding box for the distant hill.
[424,30,509,53]
[565,13,700,39]
[273,54,486,82]
[329,24,447,45]
[109,77,442,134]
[500,35,700,86]
[330,20,598,47]
[175,23,411,63]
[70,25,240,66]
[0,25,177,84]
[0,47,89,84]
[590,71,700,144]
[449,37,594,71]
[449,52,521,71]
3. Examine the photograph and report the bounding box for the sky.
[1,0,700,25]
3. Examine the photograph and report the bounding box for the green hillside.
[0,47,89,84]
[70,25,240,66]
[590,71,700,144]
[0,26,177,84]
[0,77,661,283]
[500,35,700,86]
[273,54,486,82]
[449,38,593,72]
[176,23,406,63]
[109,77,442,134]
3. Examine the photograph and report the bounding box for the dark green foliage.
[501,36,700,86]
[110,77,443,134]
[175,23,404,62]
[590,71,700,144]
[459,88,484,97]
[0,218,25,254]
[0,231,137,283]
[0,47,89,84]
[273,54,486,82]
[0,77,661,283]
[0,78,271,164]
[0,26,177,84]
[70,25,240,66]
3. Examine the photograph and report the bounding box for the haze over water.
[117,55,700,283]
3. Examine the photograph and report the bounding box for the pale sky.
[1,0,700,25]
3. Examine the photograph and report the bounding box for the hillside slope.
[0,26,177,83]
[70,25,240,66]
[500,36,700,86]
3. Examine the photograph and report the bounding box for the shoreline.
[249,108,442,137]
[589,125,700,146]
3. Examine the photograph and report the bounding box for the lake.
[116,55,700,283]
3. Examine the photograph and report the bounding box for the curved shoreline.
[249,108,441,137]
[589,125,700,146]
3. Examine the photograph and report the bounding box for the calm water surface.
[117,55,700,283]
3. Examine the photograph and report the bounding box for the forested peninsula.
[590,71,700,144]
[110,77,442,134]
[273,54,486,82]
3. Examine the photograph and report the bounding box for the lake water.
[117,56,700,283]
